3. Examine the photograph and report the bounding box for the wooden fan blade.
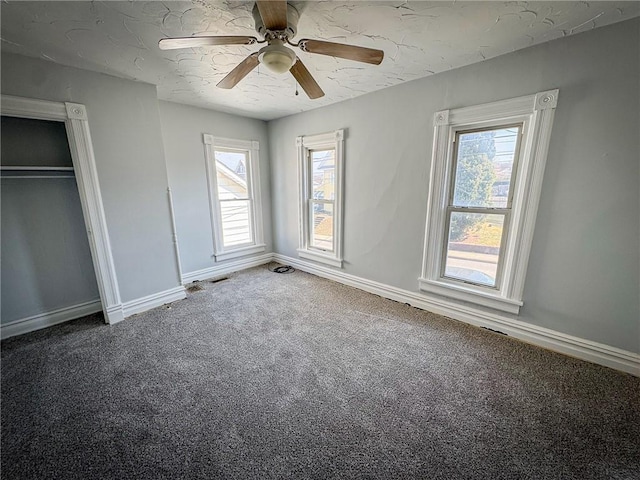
[290,58,324,100]
[256,0,288,30]
[159,36,257,50]
[217,54,260,89]
[298,39,384,65]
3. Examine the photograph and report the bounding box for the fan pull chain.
[295,80,299,96]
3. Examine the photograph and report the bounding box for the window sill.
[214,244,266,262]
[418,277,522,314]
[297,249,343,268]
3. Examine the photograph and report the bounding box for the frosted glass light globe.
[259,41,296,74]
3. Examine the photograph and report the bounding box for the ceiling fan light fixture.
[258,41,296,74]
[161,0,383,98]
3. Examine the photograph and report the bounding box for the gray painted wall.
[268,18,640,353]
[158,101,273,274]
[1,178,100,323]
[1,53,182,303]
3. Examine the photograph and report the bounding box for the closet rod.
[1,175,76,179]
[0,166,74,171]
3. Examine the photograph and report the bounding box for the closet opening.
[1,116,103,334]
[1,95,123,338]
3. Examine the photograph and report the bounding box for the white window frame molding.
[1,94,124,324]
[296,129,345,268]
[419,89,559,314]
[203,134,265,262]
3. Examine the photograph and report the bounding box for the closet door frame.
[1,95,124,324]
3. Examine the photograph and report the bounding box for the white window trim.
[296,129,345,268]
[419,90,559,314]
[203,134,265,262]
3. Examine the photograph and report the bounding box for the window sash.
[441,207,510,289]
[307,148,336,252]
[219,198,254,248]
[440,122,522,290]
[210,145,257,252]
[213,147,255,249]
[448,123,523,211]
[308,199,335,252]
[214,148,252,202]
[308,148,336,201]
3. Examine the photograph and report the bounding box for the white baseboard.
[181,252,273,284]
[104,304,125,325]
[5,253,636,376]
[2,285,187,337]
[1,300,103,340]
[122,285,186,318]
[273,254,640,376]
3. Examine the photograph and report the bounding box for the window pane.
[311,149,335,201]
[452,126,520,208]
[310,202,334,251]
[215,150,248,200]
[444,212,505,287]
[220,200,251,247]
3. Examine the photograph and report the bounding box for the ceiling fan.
[158,1,384,99]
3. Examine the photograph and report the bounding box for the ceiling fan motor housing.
[252,3,299,39]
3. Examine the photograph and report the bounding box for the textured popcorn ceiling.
[1,1,639,120]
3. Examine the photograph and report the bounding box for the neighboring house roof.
[216,160,248,200]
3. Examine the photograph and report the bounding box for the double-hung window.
[443,124,522,288]
[297,130,345,268]
[420,90,559,314]
[203,135,265,261]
